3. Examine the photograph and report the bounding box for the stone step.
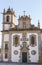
[0,62,42,65]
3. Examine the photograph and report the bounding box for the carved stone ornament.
[14,50,18,55]
[31,50,36,55]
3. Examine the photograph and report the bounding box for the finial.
[19,15,20,18]
[29,15,30,18]
[38,19,40,28]
[11,8,13,11]
[3,8,5,13]
[8,6,10,10]
[38,19,39,22]
[9,6,10,9]
[38,19,40,25]
[23,11,26,16]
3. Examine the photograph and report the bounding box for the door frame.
[20,47,30,63]
[22,52,27,63]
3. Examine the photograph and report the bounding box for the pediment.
[20,46,29,52]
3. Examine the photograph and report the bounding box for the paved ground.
[0,62,42,65]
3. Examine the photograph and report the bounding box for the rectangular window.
[13,35,19,47]
[5,44,8,50]
[23,22,26,29]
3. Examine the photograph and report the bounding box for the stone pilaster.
[1,33,4,61]
[8,32,12,62]
[38,32,41,61]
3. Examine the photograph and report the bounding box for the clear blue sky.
[0,0,42,47]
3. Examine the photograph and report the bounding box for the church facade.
[1,8,42,63]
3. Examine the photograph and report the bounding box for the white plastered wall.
[3,34,9,61]
[4,34,9,41]
[11,33,22,62]
[13,16,15,24]
[4,24,10,30]
[27,33,39,62]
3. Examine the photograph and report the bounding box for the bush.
[39,57,42,63]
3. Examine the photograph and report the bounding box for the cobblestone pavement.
[0,62,42,65]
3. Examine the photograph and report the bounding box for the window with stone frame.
[31,36,35,44]
[13,35,19,47]
[5,44,8,50]
[5,53,8,59]
[30,35,36,47]
[23,22,26,29]
[6,16,10,22]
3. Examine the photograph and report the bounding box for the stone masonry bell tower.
[1,7,16,61]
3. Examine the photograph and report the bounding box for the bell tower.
[3,7,16,30]
[1,7,16,62]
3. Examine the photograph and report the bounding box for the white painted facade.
[2,31,39,62]
[4,34,9,41]
[27,33,39,62]
[4,24,10,30]
[8,33,39,62]
[11,33,22,62]
[13,16,15,24]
